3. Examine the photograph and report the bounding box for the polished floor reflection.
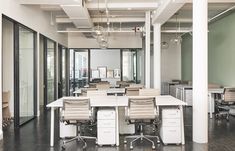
[0,107,235,151]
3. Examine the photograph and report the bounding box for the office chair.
[125,87,142,96]
[139,89,160,96]
[124,96,160,150]
[80,88,97,97]
[61,98,97,150]
[87,90,107,97]
[96,83,110,90]
[215,87,235,121]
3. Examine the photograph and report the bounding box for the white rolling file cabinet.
[160,108,181,145]
[97,108,116,146]
[60,122,77,138]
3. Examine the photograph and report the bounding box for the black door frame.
[58,44,69,97]
[42,36,57,110]
[12,19,37,128]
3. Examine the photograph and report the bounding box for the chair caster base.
[152,145,155,149]
[61,146,65,150]
[130,146,133,150]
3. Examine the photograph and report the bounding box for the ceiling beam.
[86,2,159,11]
[185,0,235,3]
[152,0,186,25]
[20,0,81,5]
[56,17,145,23]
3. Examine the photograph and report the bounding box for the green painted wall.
[181,12,235,86]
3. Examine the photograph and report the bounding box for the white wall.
[160,34,181,82]
[90,49,121,85]
[69,33,142,48]
[0,0,68,46]
[2,18,14,116]
[90,49,121,70]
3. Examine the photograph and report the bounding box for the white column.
[153,23,161,91]
[193,0,208,143]
[0,12,3,140]
[37,33,40,116]
[145,11,151,88]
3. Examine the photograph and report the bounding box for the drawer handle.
[169,130,177,132]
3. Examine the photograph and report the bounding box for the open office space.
[1,0,235,151]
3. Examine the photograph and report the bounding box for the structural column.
[153,23,161,91]
[145,11,151,88]
[0,11,3,139]
[193,0,208,143]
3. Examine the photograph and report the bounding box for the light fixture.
[92,0,109,49]
[171,13,182,45]
[161,41,169,49]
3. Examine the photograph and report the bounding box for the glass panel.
[69,49,74,95]
[74,50,88,90]
[122,50,137,82]
[62,47,67,96]
[19,26,35,124]
[47,40,55,103]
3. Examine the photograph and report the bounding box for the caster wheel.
[157,140,161,144]
[61,146,65,150]
[124,140,127,144]
[152,145,155,149]
[130,146,133,150]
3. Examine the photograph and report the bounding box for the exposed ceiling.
[19,0,235,34]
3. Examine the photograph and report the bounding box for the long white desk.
[47,95,186,147]
[208,88,224,118]
[73,88,126,96]
[175,85,224,119]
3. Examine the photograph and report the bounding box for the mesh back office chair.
[80,88,97,97]
[61,98,97,150]
[95,83,110,90]
[139,89,160,96]
[124,96,160,150]
[126,87,142,96]
[216,87,235,121]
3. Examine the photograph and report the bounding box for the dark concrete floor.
[0,107,235,151]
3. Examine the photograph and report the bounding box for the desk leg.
[50,107,55,147]
[209,93,212,119]
[179,106,185,145]
[115,106,119,146]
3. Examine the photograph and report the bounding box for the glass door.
[14,24,37,127]
[58,45,68,98]
[69,49,89,95]
[122,49,137,82]
[44,38,56,107]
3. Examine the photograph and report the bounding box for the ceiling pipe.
[180,5,235,37]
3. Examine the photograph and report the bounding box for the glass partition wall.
[58,45,68,98]
[43,38,56,107]
[14,24,37,127]
[69,49,89,95]
[121,49,137,82]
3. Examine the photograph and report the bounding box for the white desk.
[73,89,82,96]
[106,88,125,95]
[208,88,224,118]
[47,95,186,147]
[73,88,125,96]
